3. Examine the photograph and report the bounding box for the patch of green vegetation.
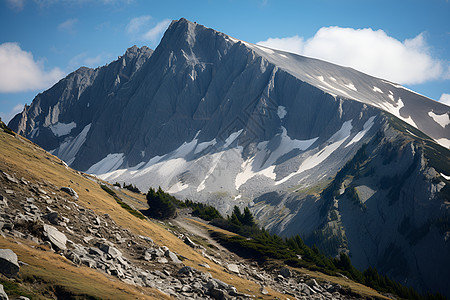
[100,184,145,219]
[122,183,141,193]
[0,277,36,299]
[145,187,177,219]
[184,200,222,221]
[0,119,16,136]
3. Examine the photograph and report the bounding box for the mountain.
[0,123,388,299]
[8,18,450,296]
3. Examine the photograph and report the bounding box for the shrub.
[146,187,177,219]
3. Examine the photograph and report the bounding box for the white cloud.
[58,18,78,33]
[257,27,445,85]
[0,42,64,93]
[68,52,112,69]
[258,35,304,55]
[32,0,132,7]
[439,93,450,106]
[126,15,152,35]
[6,0,24,10]
[142,19,171,44]
[0,103,24,124]
[126,16,171,46]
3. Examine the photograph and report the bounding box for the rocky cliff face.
[8,18,450,296]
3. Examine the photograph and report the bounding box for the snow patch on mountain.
[277,106,287,119]
[276,120,353,185]
[55,123,91,165]
[379,98,417,128]
[373,86,383,93]
[235,127,318,189]
[195,138,217,154]
[346,116,376,147]
[197,151,228,192]
[436,138,450,149]
[235,154,276,190]
[224,130,243,148]
[344,82,357,92]
[87,153,125,175]
[428,111,449,128]
[49,122,76,137]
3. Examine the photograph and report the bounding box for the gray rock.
[260,286,269,295]
[43,224,67,250]
[178,266,196,275]
[0,249,20,277]
[81,258,96,268]
[88,247,104,257]
[280,266,291,278]
[2,223,13,231]
[65,250,81,265]
[44,212,59,225]
[97,243,122,258]
[60,187,78,200]
[3,172,18,184]
[0,196,7,207]
[138,235,153,243]
[208,287,228,300]
[165,250,182,264]
[0,284,8,300]
[198,263,210,269]
[156,257,168,264]
[226,263,239,274]
[184,236,198,248]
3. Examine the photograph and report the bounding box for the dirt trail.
[172,209,230,255]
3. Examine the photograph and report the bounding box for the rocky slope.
[7,18,450,296]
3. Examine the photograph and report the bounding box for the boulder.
[226,263,239,274]
[208,288,228,300]
[280,266,291,278]
[3,172,18,184]
[97,243,122,258]
[44,212,59,225]
[0,284,8,300]
[43,224,67,250]
[0,195,7,207]
[178,266,196,275]
[0,249,20,278]
[60,187,78,200]
[165,250,182,264]
[184,236,198,248]
[65,250,81,265]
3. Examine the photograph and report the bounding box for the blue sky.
[1,0,449,122]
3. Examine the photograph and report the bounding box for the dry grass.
[186,218,238,237]
[292,267,390,299]
[0,132,286,299]
[0,237,168,299]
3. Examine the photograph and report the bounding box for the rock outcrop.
[0,249,19,278]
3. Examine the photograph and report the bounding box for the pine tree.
[242,207,256,226]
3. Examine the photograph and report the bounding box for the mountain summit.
[9,18,450,296]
